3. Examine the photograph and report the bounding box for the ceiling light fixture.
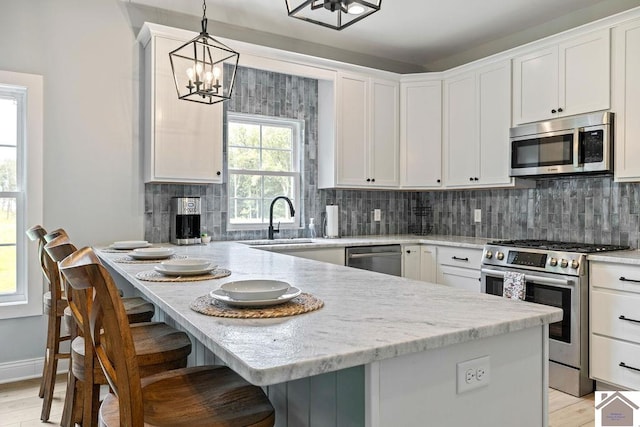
[169,0,239,105]
[285,0,382,31]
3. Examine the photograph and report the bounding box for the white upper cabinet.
[513,29,610,125]
[328,72,399,188]
[138,24,223,184]
[444,72,478,187]
[444,61,515,189]
[400,79,442,189]
[613,18,640,182]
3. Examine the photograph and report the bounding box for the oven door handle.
[481,268,573,286]
[573,127,583,168]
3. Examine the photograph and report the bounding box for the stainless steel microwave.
[509,112,614,177]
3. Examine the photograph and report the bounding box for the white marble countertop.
[588,249,640,265]
[242,234,491,251]
[97,240,562,386]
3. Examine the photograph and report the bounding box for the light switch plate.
[374,209,381,221]
[474,209,482,223]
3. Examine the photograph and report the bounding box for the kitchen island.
[97,241,562,427]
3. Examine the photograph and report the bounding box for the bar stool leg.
[40,313,62,421]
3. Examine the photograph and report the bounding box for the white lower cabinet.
[402,245,436,282]
[590,261,640,389]
[277,247,345,266]
[435,246,482,292]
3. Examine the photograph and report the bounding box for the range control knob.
[496,252,504,260]
[485,251,493,259]
[549,258,558,266]
[570,260,580,269]
[560,259,569,268]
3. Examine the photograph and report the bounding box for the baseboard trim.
[0,357,68,385]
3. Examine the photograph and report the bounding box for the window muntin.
[227,114,302,228]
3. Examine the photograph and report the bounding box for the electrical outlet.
[474,209,482,223]
[457,355,490,393]
[374,209,381,221]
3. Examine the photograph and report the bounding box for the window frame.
[0,70,44,319]
[226,113,303,231]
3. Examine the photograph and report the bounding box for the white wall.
[0,0,145,364]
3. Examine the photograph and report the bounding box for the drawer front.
[591,334,640,390]
[590,261,640,293]
[591,289,640,344]
[437,246,482,269]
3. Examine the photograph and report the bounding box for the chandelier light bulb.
[213,66,221,79]
[205,71,213,83]
[186,67,194,80]
[348,4,365,14]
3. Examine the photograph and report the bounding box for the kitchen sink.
[240,238,315,246]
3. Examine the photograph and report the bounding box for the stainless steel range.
[480,239,629,397]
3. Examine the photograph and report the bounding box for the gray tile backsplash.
[415,175,640,248]
[145,67,639,248]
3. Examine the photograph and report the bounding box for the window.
[227,113,302,229]
[0,70,43,319]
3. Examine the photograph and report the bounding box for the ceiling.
[125,0,639,73]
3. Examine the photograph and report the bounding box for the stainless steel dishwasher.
[345,245,402,276]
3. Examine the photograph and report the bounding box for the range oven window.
[511,133,573,168]
[484,276,571,343]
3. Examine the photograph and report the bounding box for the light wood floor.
[0,375,595,426]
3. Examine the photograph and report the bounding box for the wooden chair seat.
[99,366,275,427]
[43,291,68,316]
[71,321,190,382]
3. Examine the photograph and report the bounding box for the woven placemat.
[112,255,187,264]
[190,293,324,318]
[135,268,231,282]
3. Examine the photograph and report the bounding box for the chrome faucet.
[268,196,295,240]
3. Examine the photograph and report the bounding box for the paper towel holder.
[324,204,340,239]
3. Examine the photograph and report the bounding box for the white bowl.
[220,280,290,301]
[130,247,175,260]
[112,240,150,250]
[160,258,211,272]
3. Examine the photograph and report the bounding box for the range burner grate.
[488,239,630,253]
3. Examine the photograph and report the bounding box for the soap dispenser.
[308,218,316,238]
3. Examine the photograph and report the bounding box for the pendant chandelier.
[285,0,381,30]
[169,0,239,105]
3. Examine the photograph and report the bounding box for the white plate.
[220,279,290,301]
[112,240,151,250]
[154,265,217,276]
[209,286,302,307]
[129,247,175,260]
[160,258,211,272]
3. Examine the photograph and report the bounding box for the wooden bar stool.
[46,238,193,427]
[60,246,275,427]
[26,225,71,422]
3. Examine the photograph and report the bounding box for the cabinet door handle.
[406,250,411,254]
[619,276,640,284]
[371,178,375,182]
[436,179,441,183]
[551,109,557,114]
[216,171,221,176]
[452,256,469,262]
[366,178,371,182]
[619,315,640,324]
[474,177,479,181]
[469,177,474,181]
[619,362,640,372]
[557,107,563,113]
